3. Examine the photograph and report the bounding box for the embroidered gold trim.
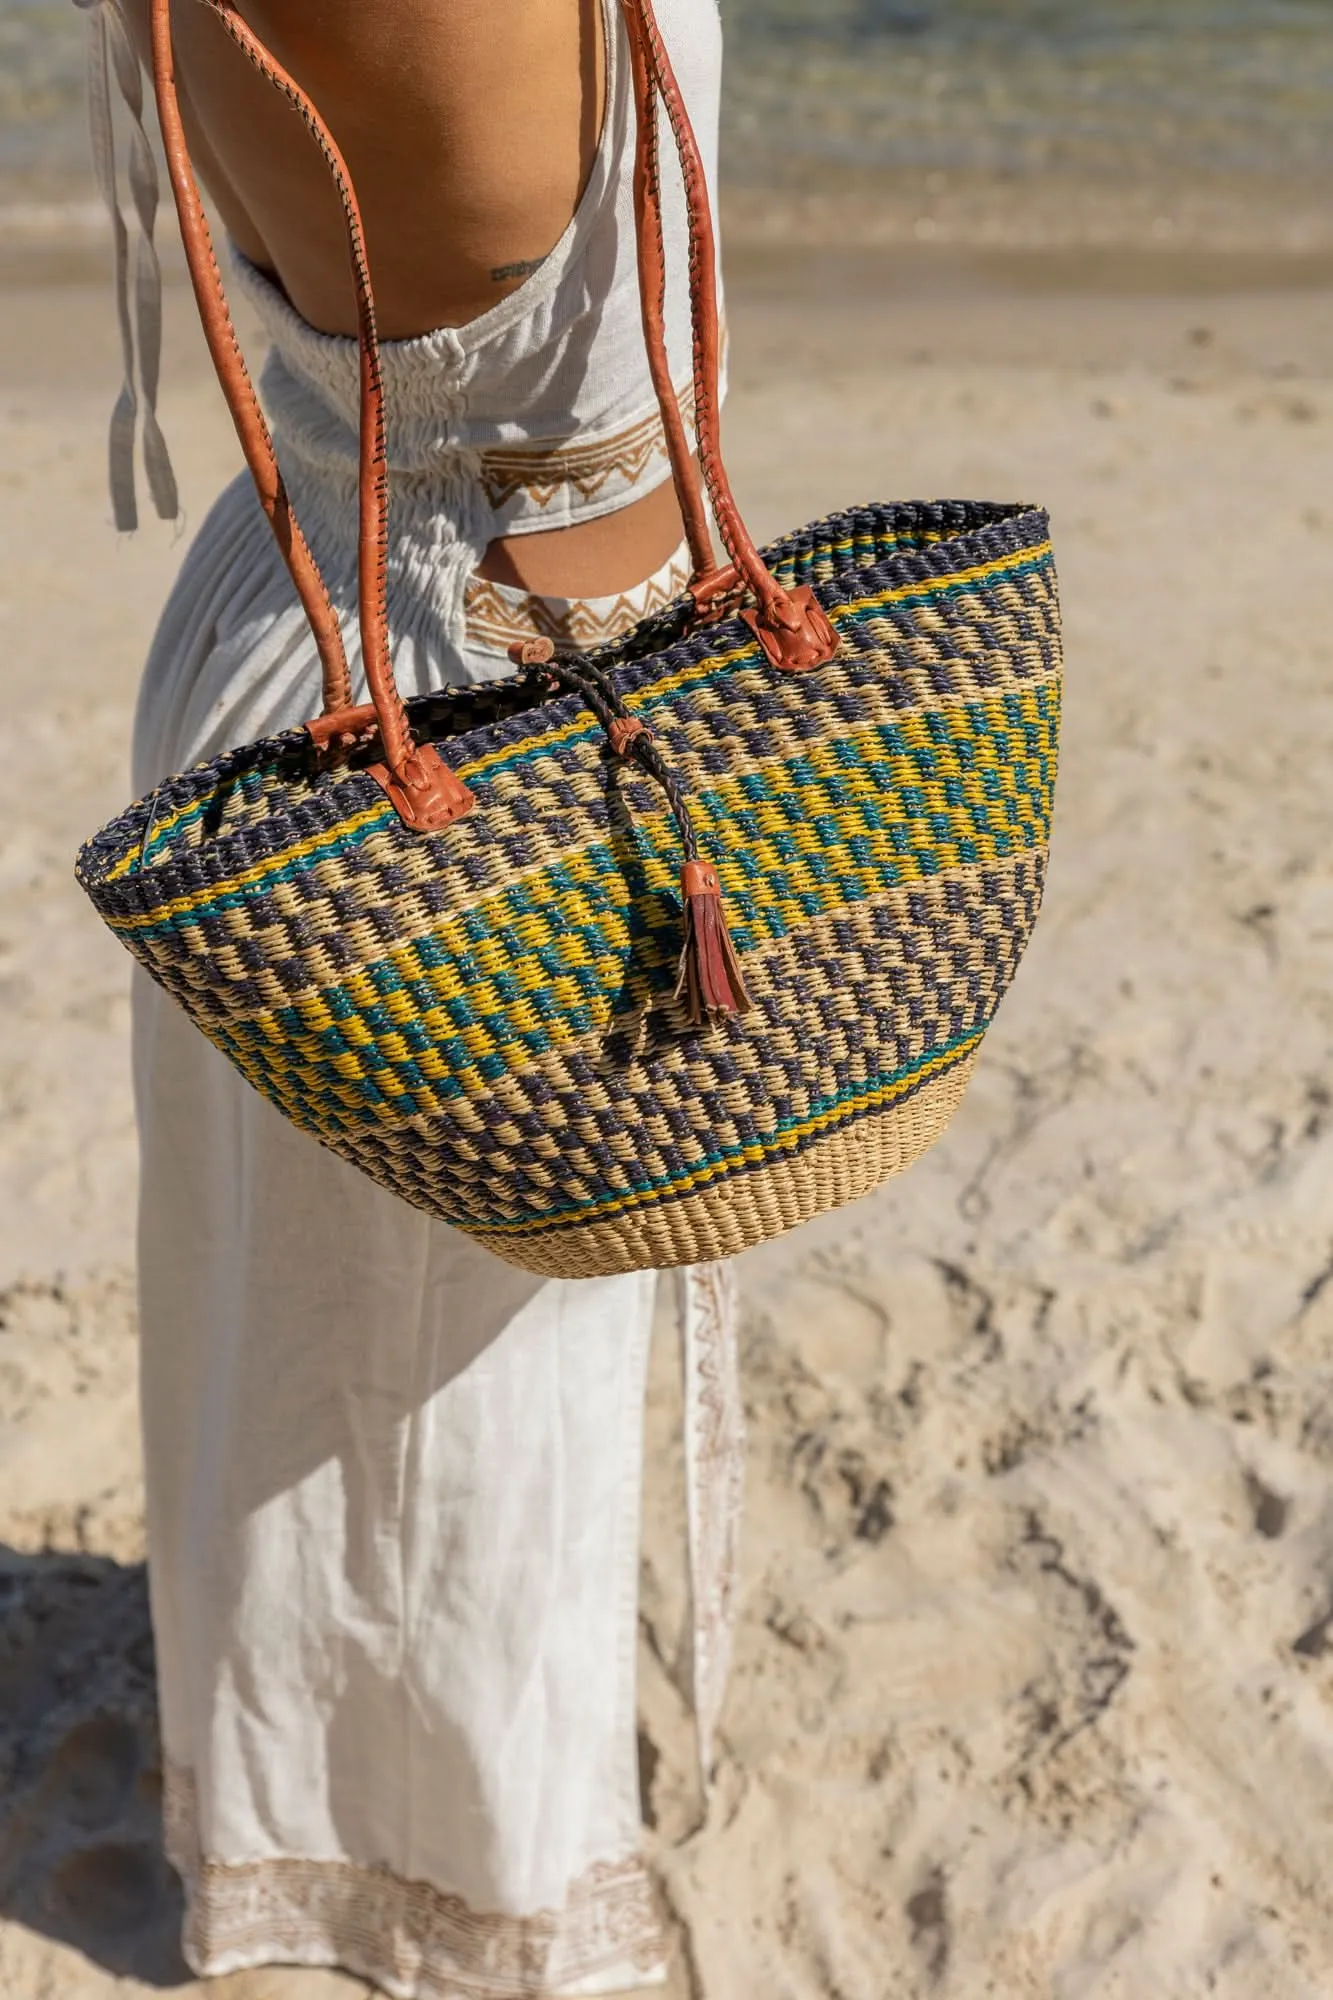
[478,383,696,512]
[464,555,691,655]
[163,1761,667,1999]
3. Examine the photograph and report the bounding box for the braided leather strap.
[621,0,839,670]
[147,0,351,714]
[150,0,472,828]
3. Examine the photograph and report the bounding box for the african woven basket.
[75,0,1061,1279]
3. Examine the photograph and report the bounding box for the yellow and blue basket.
[76,499,1060,1276]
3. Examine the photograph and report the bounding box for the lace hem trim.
[162,1761,668,2000]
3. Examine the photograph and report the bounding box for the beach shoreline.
[8,213,1333,296]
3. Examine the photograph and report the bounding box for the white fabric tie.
[76,0,179,530]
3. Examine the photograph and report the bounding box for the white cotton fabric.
[136,1007,664,1988]
[117,0,734,1992]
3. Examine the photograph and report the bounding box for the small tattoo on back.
[491,255,548,284]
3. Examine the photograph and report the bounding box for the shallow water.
[0,0,86,199]
[2,0,1330,247]
[723,0,1333,184]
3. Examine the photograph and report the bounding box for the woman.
[83,0,732,1991]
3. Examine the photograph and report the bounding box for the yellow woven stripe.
[105,666,1055,942]
[208,692,1054,1121]
[106,539,1052,883]
[104,801,393,926]
[212,1019,983,1230]
[456,541,1054,786]
[107,834,155,884]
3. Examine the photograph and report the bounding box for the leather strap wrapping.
[622,2,714,585]
[148,0,352,714]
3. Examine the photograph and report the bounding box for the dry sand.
[2,252,1333,1998]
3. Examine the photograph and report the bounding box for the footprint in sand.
[38,1713,140,1831]
[45,1838,161,1936]
[2,1703,183,1973]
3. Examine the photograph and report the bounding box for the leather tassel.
[675,861,751,1023]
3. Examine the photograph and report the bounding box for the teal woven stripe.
[128,542,1055,874]
[121,681,1058,959]
[209,860,1034,1124]
[206,1023,983,1232]
[458,1030,983,1234]
[153,700,1054,1128]
[125,811,397,936]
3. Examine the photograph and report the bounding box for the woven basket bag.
[75,0,1062,1279]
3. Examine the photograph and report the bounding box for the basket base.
[470,1053,979,1278]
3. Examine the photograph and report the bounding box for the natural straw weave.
[76,499,1061,1276]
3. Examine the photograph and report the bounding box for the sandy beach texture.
[2,251,1333,1997]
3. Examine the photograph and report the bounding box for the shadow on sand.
[0,1544,190,1987]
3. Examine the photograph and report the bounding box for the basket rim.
[76,497,1054,907]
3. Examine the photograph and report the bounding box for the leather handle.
[623,5,714,584]
[150,0,472,828]
[147,0,352,714]
[148,0,836,835]
[619,0,839,669]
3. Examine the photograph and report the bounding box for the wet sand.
[2,249,1333,1996]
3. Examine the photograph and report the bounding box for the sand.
[2,252,1333,1998]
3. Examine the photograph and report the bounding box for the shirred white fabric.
[101,0,744,1992]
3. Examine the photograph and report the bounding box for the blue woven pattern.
[76,500,1063,1275]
